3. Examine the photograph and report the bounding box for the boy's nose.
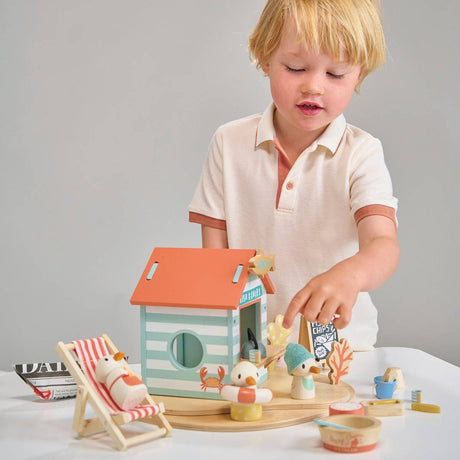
[300,76,324,96]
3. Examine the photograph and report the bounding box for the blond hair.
[248,0,386,86]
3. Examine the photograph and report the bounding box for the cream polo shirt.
[189,103,398,351]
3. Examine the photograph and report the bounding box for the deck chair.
[55,333,172,451]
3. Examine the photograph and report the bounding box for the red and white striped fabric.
[73,337,160,422]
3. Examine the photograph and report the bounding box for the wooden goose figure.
[95,352,147,410]
[285,343,321,399]
[220,361,273,421]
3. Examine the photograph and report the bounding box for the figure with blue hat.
[285,343,321,399]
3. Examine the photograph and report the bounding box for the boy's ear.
[262,62,270,76]
[355,69,365,93]
[358,67,367,84]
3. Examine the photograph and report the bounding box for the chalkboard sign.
[298,316,339,362]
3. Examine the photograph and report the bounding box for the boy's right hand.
[282,264,360,330]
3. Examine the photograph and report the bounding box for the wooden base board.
[150,369,355,431]
[166,406,330,432]
[263,369,353,411]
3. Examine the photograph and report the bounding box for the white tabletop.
[1,347,458,459]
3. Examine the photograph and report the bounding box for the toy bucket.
[374,375,396,399]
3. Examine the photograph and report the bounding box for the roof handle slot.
[147,262,158,280]
[232,264,244,284]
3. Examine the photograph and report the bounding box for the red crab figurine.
[199,366,225,392]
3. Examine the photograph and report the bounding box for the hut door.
[239,301,261,345]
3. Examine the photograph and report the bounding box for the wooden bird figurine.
[285,343,321,399]
[220,361,273,421]
[95,352,147,411]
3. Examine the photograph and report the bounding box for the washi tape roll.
[329,402,364,416]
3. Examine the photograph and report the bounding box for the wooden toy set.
[55,247,441,451]
[127,248,355,432]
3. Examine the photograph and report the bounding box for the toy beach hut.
[130,247,275,400]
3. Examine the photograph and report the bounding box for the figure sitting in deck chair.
[55,334,172,451]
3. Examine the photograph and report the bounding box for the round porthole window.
[170,331,204,369]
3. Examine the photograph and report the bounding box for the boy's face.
[263,20,361,149]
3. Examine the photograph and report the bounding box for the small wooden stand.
[298,315,339,363]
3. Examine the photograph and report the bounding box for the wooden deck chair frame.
[55,333,172,451]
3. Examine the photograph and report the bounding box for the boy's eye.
[327,72,344,79]
[286,66,304,72]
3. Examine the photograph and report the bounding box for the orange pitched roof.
[130,247,268,310]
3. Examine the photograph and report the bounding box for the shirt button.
[286,181,294,190]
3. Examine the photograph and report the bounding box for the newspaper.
[14,362,77,400]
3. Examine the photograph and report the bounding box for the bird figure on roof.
[285,343,321,400]
[220,361,273,421]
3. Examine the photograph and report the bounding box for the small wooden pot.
[318,415,382,453]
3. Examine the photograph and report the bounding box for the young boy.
[188,0,399,350]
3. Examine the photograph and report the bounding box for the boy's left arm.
[283,215,399,330]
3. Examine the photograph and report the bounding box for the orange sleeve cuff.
[354,205,397,227]
[189,212,227,230]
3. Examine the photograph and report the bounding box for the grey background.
[1,0,458,370]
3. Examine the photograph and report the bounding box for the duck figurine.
[285,343,321,400]
[220,361,273,421]
[95,351,147,410]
